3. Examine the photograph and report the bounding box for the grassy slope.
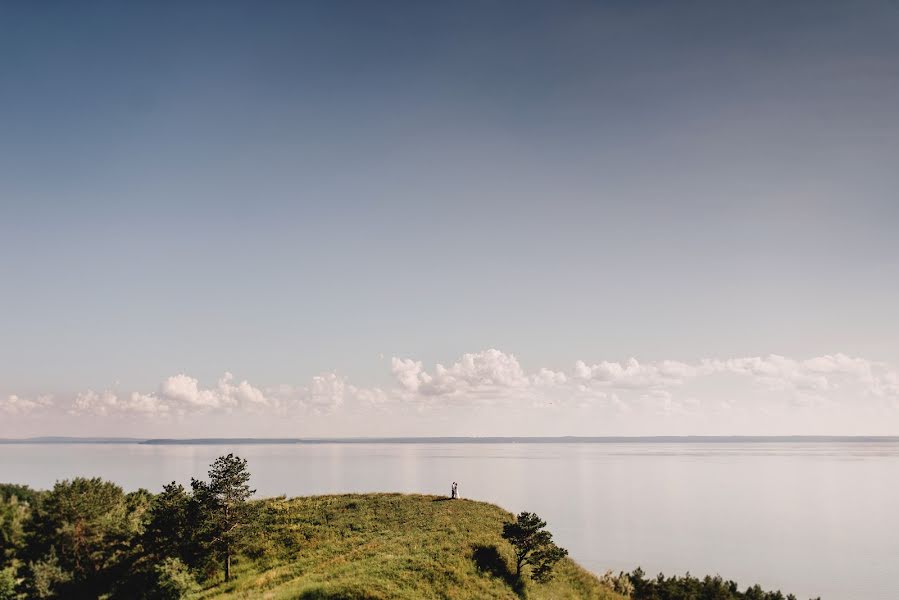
[194,493,626,600]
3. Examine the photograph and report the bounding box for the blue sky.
[2,1,898,436]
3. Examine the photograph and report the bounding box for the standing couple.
[451,481,458,499]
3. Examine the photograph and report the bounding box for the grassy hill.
[193,493,626,600]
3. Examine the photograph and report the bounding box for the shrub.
[599,569,635,596]
[154,557,199,600]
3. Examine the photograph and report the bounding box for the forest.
[0,454,257,598]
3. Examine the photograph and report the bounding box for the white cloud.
[72,390,171,416]
[391,349,529,397]
[161,374,227,408]
[570,353,899,400]
[391,358,425,393]
[268,372,387,415]
[72,390,120,416]
[574,357,697,389]
[126,393,171,415]
[703,356,829,392]
[307,372,348,409]
[218,372,268,406]
[70,372,270,417]
[701,353,889,395]
[9,350,899,426]
[159,372,270,411]
[533,368,568,386]
[0,394,52,415]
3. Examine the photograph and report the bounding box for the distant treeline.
[600,568,820,600]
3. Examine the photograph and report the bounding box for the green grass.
[192,493,627,600]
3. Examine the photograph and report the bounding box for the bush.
[154,557,199,600]
[599,569,634,596]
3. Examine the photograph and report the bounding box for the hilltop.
[193,493,625,600]
[1,461,814,600]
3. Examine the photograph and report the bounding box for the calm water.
[2,441,897,599]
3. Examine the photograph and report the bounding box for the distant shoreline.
[1,435,898,445]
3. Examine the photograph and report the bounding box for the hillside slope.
[194,493,626,600]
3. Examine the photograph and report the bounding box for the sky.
[1,0,898,437]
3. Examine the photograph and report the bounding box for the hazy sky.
[2,1,898,437]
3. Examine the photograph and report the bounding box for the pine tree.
[143,482,191,564]
[501,512,568,583]
[191,454,257,581]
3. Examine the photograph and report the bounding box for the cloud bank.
[4,350,899,435]
[0,394,53,415]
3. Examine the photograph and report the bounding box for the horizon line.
[2,435,898,445]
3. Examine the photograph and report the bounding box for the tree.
[23,477,148,598]
[625,567,817,600]
[0,566,17,600]
[26,478,126,595]
[143,483,192,565]
[0,485,40,508]
[25,549,70,599]
[191,454,257,581]
[1,484,39,577]
[0,495,29,569]
[501,512,568,583]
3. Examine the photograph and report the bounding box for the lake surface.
[2,441,897,599]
